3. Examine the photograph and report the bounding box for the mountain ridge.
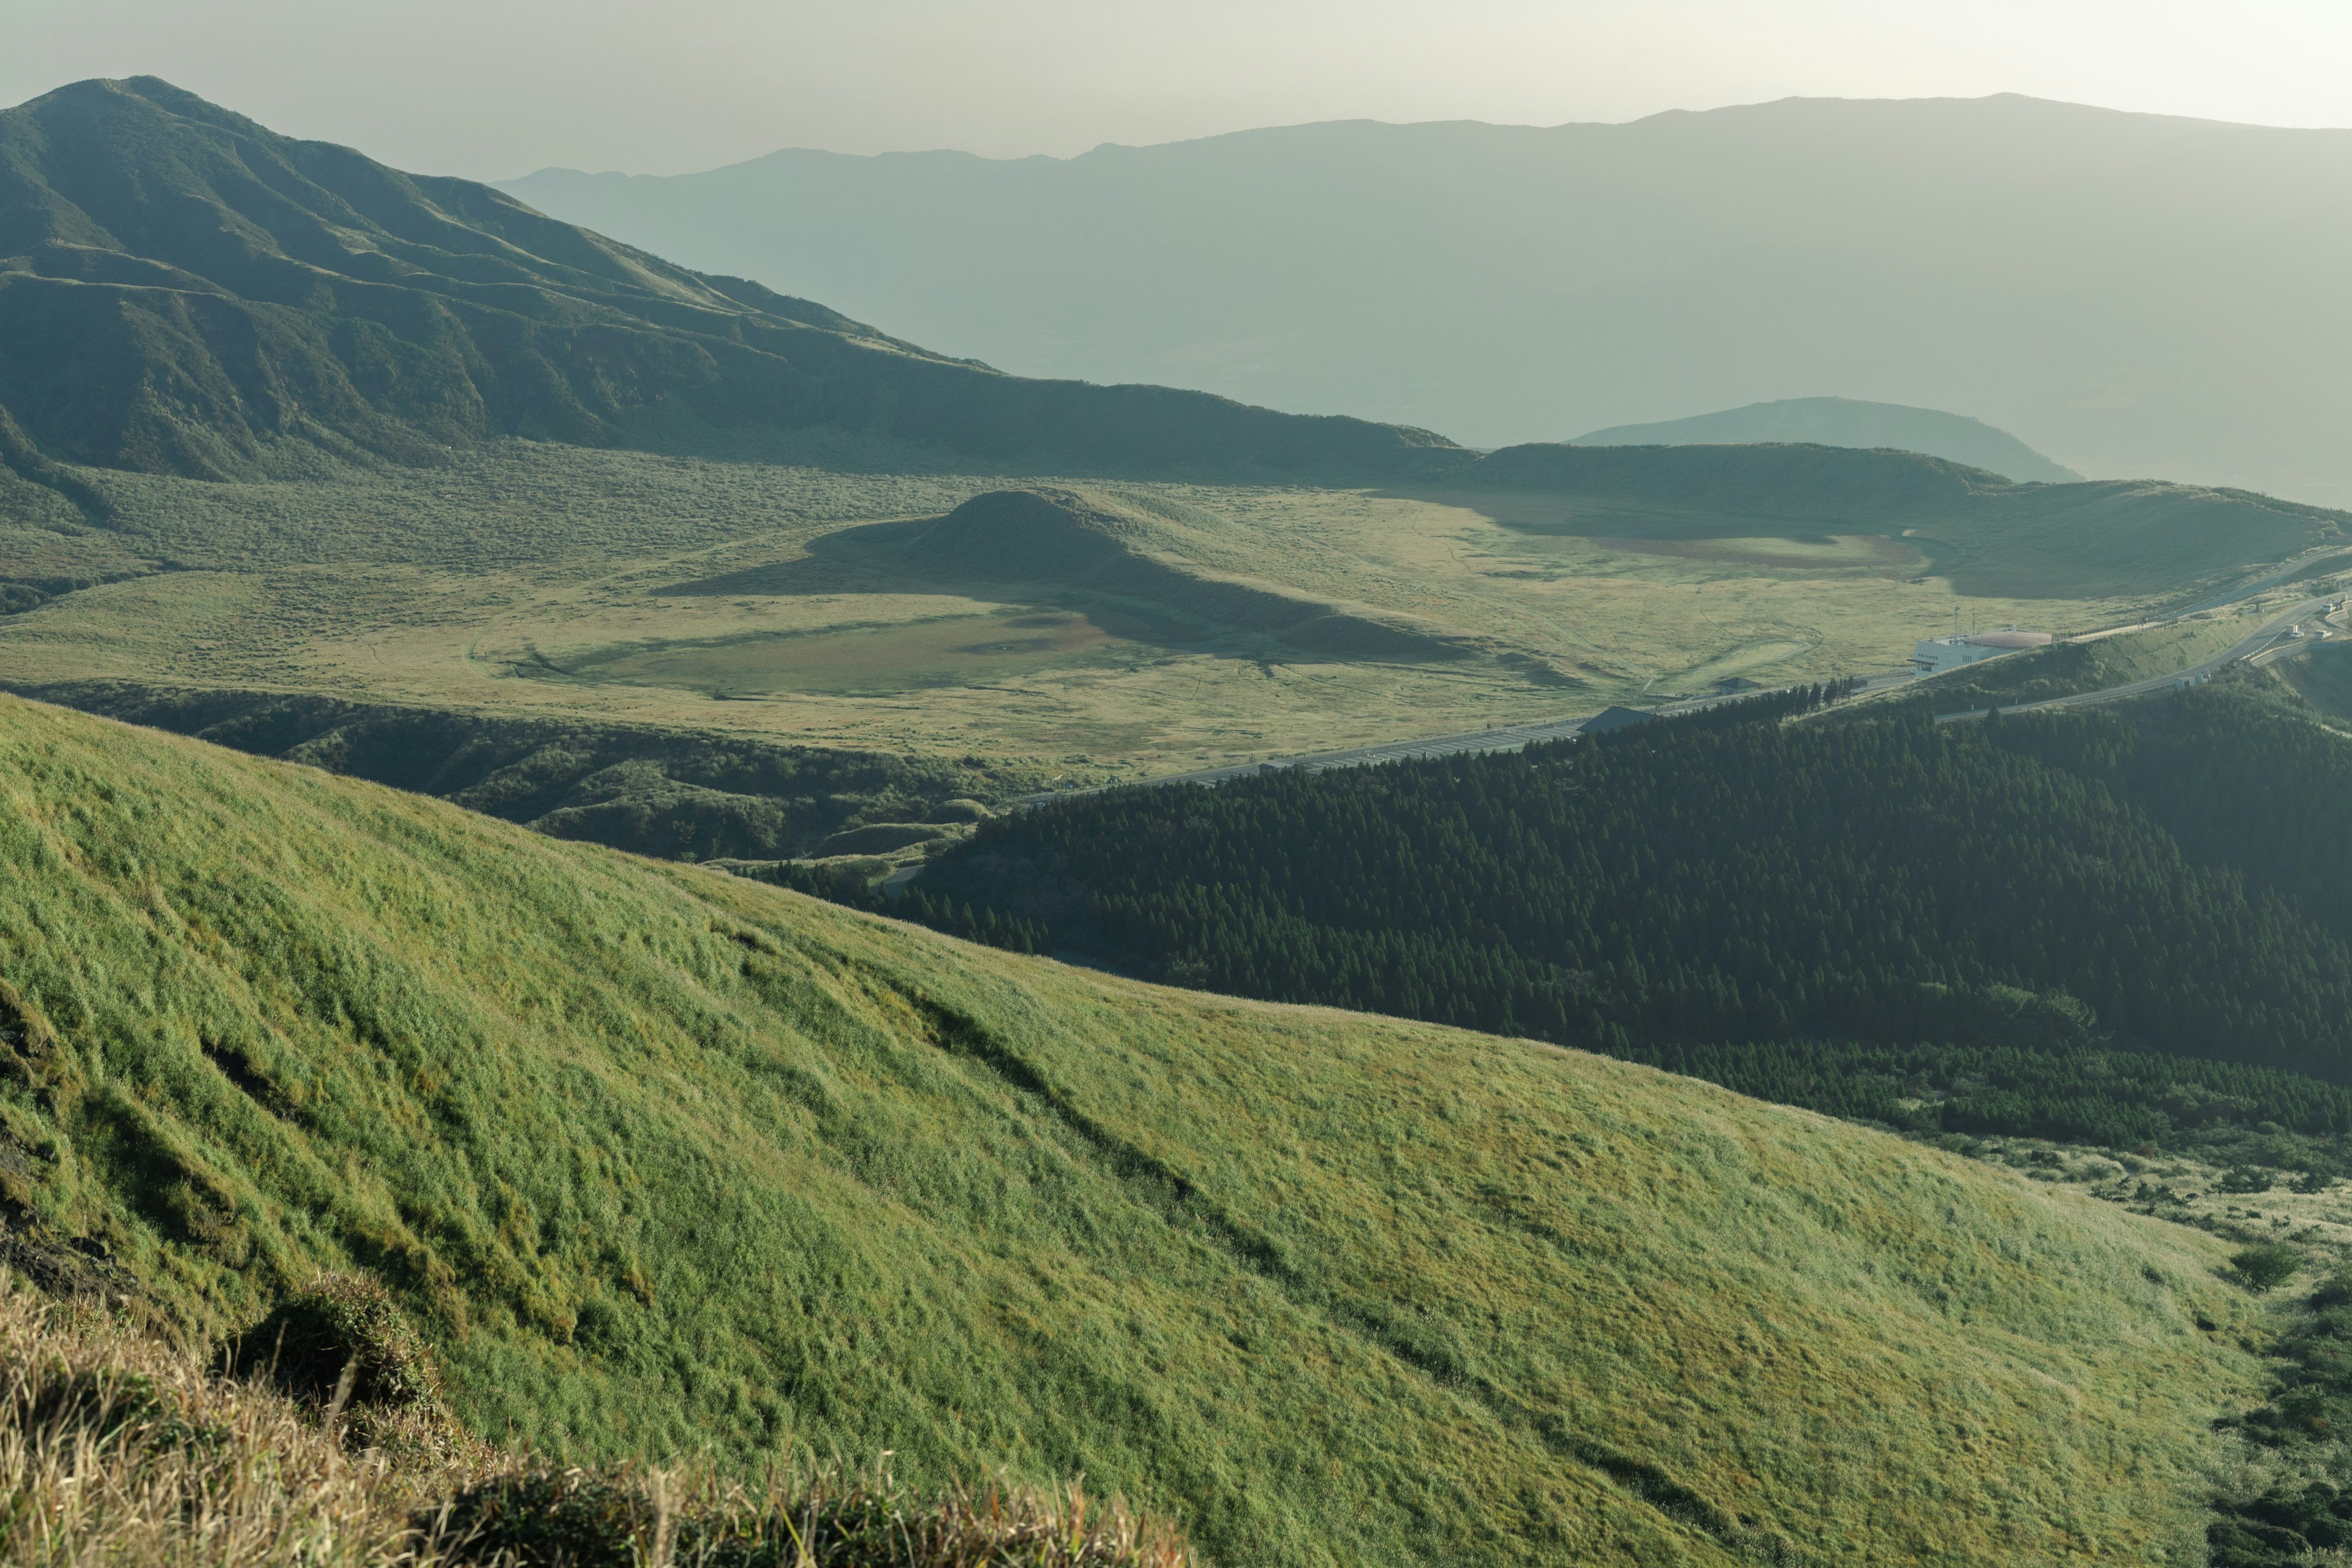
[503,93,2352,503]
[0,77,1463,491]
[1574,396,2082,484]
[511,92,2318,183]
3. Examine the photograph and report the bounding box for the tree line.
[875,685,2352,1147]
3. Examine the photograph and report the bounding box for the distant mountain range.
[1574,398,2081,484]
[0,78,1460,491]
[0,76,2339,612]
[506,96,2352,505]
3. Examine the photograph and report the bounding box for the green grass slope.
[0,693,2270,1564]
[0,78,1460,489]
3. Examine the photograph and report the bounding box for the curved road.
[1934,592,2345,725]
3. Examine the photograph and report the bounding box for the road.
[1934,592,2346,725]
[2178,543,2350,616]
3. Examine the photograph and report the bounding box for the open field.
[0,692,2285,1563]
[0,443,2166,779]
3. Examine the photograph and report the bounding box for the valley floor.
[0,445,2145,783]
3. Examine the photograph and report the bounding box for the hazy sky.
[8,0,2350,177]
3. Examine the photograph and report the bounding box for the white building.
[1910,628,2053,677]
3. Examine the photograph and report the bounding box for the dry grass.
[0,1276,1189,1568]
[0,1277,454,1566]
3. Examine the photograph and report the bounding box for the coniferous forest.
[886,685,2352,1157]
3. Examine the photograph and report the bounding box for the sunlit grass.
[0,442,2156,775]
[0,692,2277,1563]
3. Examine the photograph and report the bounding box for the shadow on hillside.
[654,503,1483,667]
[654,518,938,598]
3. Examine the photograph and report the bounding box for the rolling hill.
[1572,397,2081,484]
[909,680,2352,1111]
[663,486,1484,663]
[1432,442,2346,600]
[501,96,2352,504]
[0,77,1461,491]
[0,690,2277,1564]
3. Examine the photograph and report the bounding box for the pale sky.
[7,0,2350,178]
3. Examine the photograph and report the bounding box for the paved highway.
[1934,592,2346,725]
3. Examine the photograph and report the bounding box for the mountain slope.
[911,684,2352,1107]
[0,78,1461,488]
[1440,442,2346,599]
[505,96,2352,502]
[0,692,2266,1564]
[1574,396,2081,483]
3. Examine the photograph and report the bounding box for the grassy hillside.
[1573,396,2081,484]
[0,1275,1189,1567]
[0,692,2275,1563]
[910,683,2352,1116]
[649,486,1483,668]
[0,78,1459,488]
[1432,443,2346,600]
[0,680,1031,862]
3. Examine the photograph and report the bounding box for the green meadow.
[0,443,2170,780]
[0,692,2276,1564]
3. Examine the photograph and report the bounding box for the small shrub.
[436,1469,651,1568]
[2232,1244,2303,1294]
[238,1272,440,1411]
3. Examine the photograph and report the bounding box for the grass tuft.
[239,1272,443,1415]
[0,1270,1191,1567]
[432,1465,1189,1568]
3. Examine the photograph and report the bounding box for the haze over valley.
[506,94,2352,504]
[4,18,2352,1564]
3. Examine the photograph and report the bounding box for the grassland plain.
[0,692,2286,1564]
[4,77,2343,792]
[0,442,2155,782]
